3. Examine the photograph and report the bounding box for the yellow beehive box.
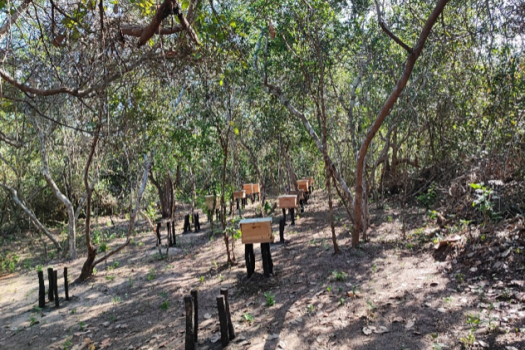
[297,179,309,192]
[289,190,304,200]
[239,218,273,244]
[233,190,246,199]
[278,195,297,208]
[252,183,260,193]
[303,177,314,187]
[243,184,253,195]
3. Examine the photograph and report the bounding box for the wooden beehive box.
[278,195,297,209]
[252,183,260,193]
[243,184,253,195]
[297,179,309,192]
[233,190,246,199]
[290,190,304,200]
[205,195,216,210]
[303,177,314,187]
[239,218,273,244]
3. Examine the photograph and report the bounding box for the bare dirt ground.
[1,191,524,350]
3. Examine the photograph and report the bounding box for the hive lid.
[239,218,272,224]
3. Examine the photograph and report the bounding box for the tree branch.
[374,0,413,54]
[0,182,62,251]
[0,0,33,41]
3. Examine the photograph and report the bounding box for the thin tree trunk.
[37,128,77,259]
[79,123,101,279]
[353,0,450,247]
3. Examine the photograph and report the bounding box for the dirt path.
[0,192,523,350]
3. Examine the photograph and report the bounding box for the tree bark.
[37,128,77,259]
[352,0,450,247]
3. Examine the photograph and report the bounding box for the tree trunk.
[353,0,450,247]
[37,127,77,259]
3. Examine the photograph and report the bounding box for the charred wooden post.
[236,198,240,210]
[290,208,295,226]
[215,209,219,221]
[244,244,255,278]
[300,199,305,213]
[64,267,69,301]
[278,216,284,240]
[166,222,172,246]
[190,290,198,342]
[261,243,273,277]
[156,223,162,246]
[216,295,229,347]
[282,208,286,225]
[220,288,236,340]
[184,295,195,350]
[183,214,191,233]
[53,270,59,307]
[171,220,176,246]
[194,213,200,232]
[47,267,54,301]
[38,271,45,308]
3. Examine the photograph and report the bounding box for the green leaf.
[230,21,237,28]
[234,128,239,135]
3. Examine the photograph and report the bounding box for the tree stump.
[184,295,195,350]
[244,244,255,278]
[38,271,45,308]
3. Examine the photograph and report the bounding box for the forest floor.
[0,191,524,350]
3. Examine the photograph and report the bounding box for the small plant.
[470,183,500,224]
[306,304,315,313]
[212,260,218,269]
[78,321,85,331]
[63,336,72,350]
[36,264,43,272]
[29,316,38,326]
[264,292,275,307]
[105,275,115,282]
[417,182,437,209]
[128,277,134,288]
[372,263,377,273]
[70,308,77,314]
[242,313,254,323]
[466,314,481,329]
[112,261,120,269]
[339,297,345,306]
[326,286,332,292]
[160,300,169,311]
[159,291,168,299]
[459,331,475,347]
[199,276,204,283]
[331,270,347,281]
[147,270,155,281]
[111,296,122,304]
[99,242,108,253]
[366,299,377,310]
